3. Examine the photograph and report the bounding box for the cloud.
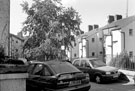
[61,0,76,6]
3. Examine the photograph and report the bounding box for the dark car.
[72,58,120,84]
[26,60,91,91]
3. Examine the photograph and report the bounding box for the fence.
[108,54,135,71]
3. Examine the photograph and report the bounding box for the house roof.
[101,15,135,30]
[77,15,135,39]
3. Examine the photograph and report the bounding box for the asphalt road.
[89,80,135,91]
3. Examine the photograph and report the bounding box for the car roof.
[74,57,98,60]
[29,60,67,65]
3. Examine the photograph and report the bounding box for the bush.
[110,51,135,70]
[0,45,5,63]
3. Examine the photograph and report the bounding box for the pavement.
[118,69,135,85]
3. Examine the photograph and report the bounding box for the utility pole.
[8,0,10,56]
[126,0,129,18]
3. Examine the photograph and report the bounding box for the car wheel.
[95,75,102,84]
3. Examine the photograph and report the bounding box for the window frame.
[129,51,133,57]
[73,59,80,66]
[32,64,44,75]
[42,66,52,76]
[92,52,95,56]
[80,59,91,68]
[129,29,133,36]
[92,38,95,42]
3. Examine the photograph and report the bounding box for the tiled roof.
[101,15,135,30]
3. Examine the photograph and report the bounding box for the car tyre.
[95,75,102,84]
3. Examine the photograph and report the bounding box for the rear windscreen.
[50,62,81,74]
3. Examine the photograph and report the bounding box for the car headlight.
[106,72,111,75]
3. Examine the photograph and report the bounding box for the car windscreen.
[50,62,81,74]
[90,59,106,68]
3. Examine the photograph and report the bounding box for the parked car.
[26,60,91,91]
[0,58,28,74]
[72,58,120,83]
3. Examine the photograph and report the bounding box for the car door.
[85,60,95,79]
[79,59,91,73]
[27,63,45,88]
[37,65,54,89]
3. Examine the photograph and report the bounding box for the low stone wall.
[0,73,28,91]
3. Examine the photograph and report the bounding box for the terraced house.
[70,15,135,68]
[10,32,24,58]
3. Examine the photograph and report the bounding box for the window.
[92,38,95,42]
[50,62,80,73]
[80,60,86,67]
[85,61,91,68]
[92,52,95,56]
[27,64,35,73]
[44,67,51,76]
[129,51,133,57]
[129,29,133,36]
[99,38,102,41]
[33,64,44,75]
[80,60,90,68]
[74,53,76,57]
[73,60,80,66]
[16,41,18,43]
[100,51,103,54]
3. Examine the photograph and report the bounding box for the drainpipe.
[121,32,125,50]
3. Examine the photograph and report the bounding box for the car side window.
[85,61,91,68]
[33,64,44,75]
[80,60,86,67]
[43,67,51,76]
[73,60,80,66]
[80,60,91,68]
[27,64,35,73]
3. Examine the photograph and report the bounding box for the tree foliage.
[21,0,82,60]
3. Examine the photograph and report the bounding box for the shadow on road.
[101,72,130,84]
[118,72,130,82]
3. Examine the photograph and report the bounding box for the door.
[28,64,44,88]
[79,59,91,73]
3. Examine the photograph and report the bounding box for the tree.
[21,0,82,61]
[0,44,5,63]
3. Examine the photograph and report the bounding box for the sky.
[10,0,135,35]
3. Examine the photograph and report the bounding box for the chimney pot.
[108,15,114,23]
[88,25,93,31]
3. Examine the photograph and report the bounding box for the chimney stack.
[115,14,122,20]
[108,15,114,23]
[93,24,99,29]
[88,25,93,31]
